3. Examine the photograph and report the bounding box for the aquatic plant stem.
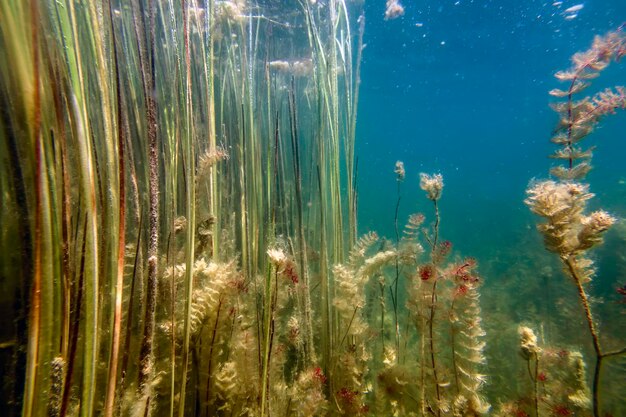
[260,268,278,417]
[288,83,314,363]
[565,73,582,170]
[179,1,197,415]
[450,298,459,396]
[59,219,87,417]
[433,200,440,250]
[103,2,126,414]
[23,2,43,414]
[428,279,441,417]
[63,1,101,414]
[604,347,626,358]
[205,298,223,416]
[134,0,159,408]
[347,13,365,247]
[565,256,603,417]
[393,181,401,359]
[380,281,386,357]
[118,213,142,412]
[525,354,539,417]
[534,356,539,417]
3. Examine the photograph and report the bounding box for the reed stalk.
[260,267,278,417]
[103,2,126,415]
[62,2,102,414]
[130,1,160,413]
[24,3,43,416]
[178,0,197,414]
[1,1,367,416]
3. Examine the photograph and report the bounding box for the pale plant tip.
[419,172,444,201]
[267,247,287,265]
[384,0,405,20]
[394,160,405,181]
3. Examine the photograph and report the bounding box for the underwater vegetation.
[524,26,626,417]
[0,1,625,417]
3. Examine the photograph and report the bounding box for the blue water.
[357,0,626,263]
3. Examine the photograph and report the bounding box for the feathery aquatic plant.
[403,172,489,417]
[526,25,626,417]
[548,26,626,180]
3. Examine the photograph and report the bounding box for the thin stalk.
[59,2,103,416]
[432,200,440,250]
[60,219,87,417]
[393,180,401,359]
[179,0,197,415]
[206,0,219,260]
[23,2,43,414]
[380,281,385,358]
[205,298,223,416]
[349,14,364,242]
[84,5,119,415]
[419,301,426,417]
[450,298,459,396]
[317,164,332,376]
[534,356,539,417]
[134,0,159,409]
[604,347,626,358]
[565,257,602,417]
[428,279,441,417]
[562,256,606,417]
[103,1,126,414]
[260,268,278,417]
[288,81,314,363]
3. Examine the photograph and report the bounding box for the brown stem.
[604,347,626,358]
[428,279,441,416]
[205,298,223,416]
[380,281,385,358]
[24,1,43,415]
[565,256,602,417]
[394,181,401,359]
[60,218,87,417]
[566,75,579,170]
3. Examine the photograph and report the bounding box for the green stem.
[260,268,278,417]
[178,1,196,415]
[24,2,43,414]
[393,181,401,359]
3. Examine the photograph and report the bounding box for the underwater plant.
[384,0,405,21]
[5,0,626,415]
[404,172,489,417]
[526,25,626,417]
[495,326,592,417]
[0,0,366,415]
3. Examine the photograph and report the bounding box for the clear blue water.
[357,0,626,264]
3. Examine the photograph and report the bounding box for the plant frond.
[549,146,594,160]
[550,163,592,180]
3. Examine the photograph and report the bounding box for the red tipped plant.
[418,264,436,281]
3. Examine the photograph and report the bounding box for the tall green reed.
[1,0,364,415]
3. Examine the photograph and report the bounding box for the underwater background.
[358,0,626,253]
[358,0,626,408]
[1,0,625,416]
